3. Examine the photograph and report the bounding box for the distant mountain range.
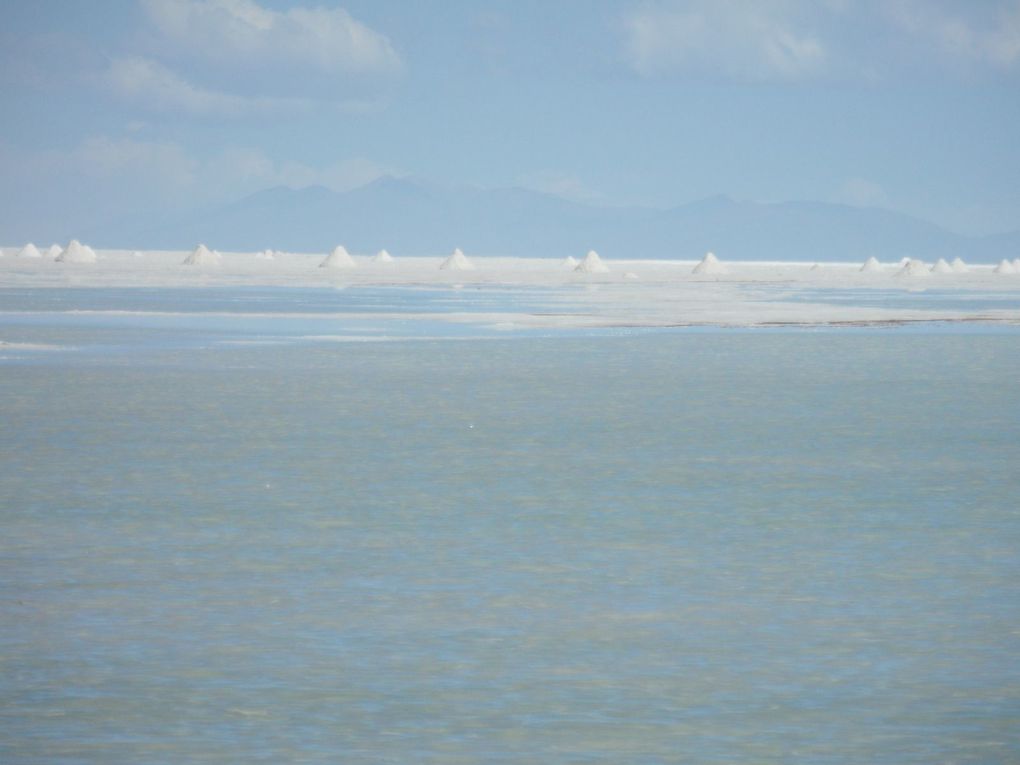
[97,175,1019,262]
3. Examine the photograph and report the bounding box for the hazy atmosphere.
[3,4,1020,764]
[2,0,1019,249]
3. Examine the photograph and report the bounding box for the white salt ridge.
[1013,258,1020,270]
[56,240,97,263]
[993,259,1017,274]
[182,244,220,266]
[320,245,356,269]
[692,252,726,275]
[562,256,579,270]
[47,244,63,259]
[5,252,1020,329]
[372,249,394,264]
[896,259,929,277]
[18,243,43,259]
[440,248,475,271]
[951,257,968,273]
[930,258,953,274]
[860,256,883,273]
[575,250,610,274]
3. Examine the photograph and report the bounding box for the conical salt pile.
[182,244,220,266]
[1013,258,1020,270]
[440,248,475,271]
[320,245,356,269]
[18,243,42,259]
[930,258,953,274]
[860,256,882,273]
[951,257,968,273]
[993,259,1017,274]
[561,255,579,269]
[896,258,929,277]
[574,250,609,274]
[56,240,97,263]
[692,251,726,275]
[46,244,62,259]
[255,249,274,260]
[372,249,394,263]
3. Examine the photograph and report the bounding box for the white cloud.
[97,1,402,116]
[884,0,1020,70]
[140,0,402,83]
[624,0,826,81]
[104,56,298,117]
[622,1,1020,83]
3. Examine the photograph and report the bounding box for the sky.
[1,0,1019,243]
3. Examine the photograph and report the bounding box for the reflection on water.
[0,284,582,315]
[0,285,592,353]
[760,285,1020,312]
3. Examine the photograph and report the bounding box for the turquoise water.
[2,290,1020,763]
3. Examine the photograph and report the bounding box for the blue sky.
[1,0,1018,241]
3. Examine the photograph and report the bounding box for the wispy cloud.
[141,0,402,76]
[884,0,1020,70]
[104,56,302,117]
[624,0,827,81]
[93,0,404,117]
[622,0,1020,82]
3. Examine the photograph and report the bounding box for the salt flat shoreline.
[2,249,1020,329]
[2,249,1019,287]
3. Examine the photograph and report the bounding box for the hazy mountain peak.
[106,177,1018,262]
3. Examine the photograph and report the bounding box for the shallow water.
[0,285,581,315]
[763,285,1020,312]
[0,285,591,352]
[2,301,1020,763]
